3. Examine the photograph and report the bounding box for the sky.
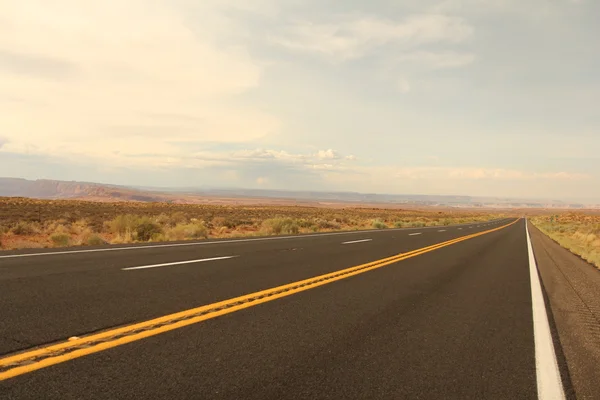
[1,0,599,201]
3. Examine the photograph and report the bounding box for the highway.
[0,218,573,399]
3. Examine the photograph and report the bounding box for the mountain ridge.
[0,177,598,209]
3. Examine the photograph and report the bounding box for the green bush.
[183,222,208,239]
[212,216,243,229]
[136,218,163,241]
[150,233,167,242]
[297,219,314,228]
[86,234,107,246]
[51,233,71,247]
[70,219,89,235]
[107,214,140,235]
[155,214,171,226]
[394,221,405,228]
[333,215,350,224]
[166,225,187,241]
[261,218,299,235]
[314,219,341,230]
[167,222,208,240]
[11,222,40,235]
[170,211,187,226]
[372,219,387,229]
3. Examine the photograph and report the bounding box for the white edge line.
[341,239,373,245]
[525,219,566,400]
[122,256,237,271]
[0,218,511,259]
[409,232,422,236]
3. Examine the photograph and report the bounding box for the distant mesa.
[0,177,597,209]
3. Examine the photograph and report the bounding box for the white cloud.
[213,148,351,168]
[222,148,355,166]
[315,149,340,159]
[20,145,354,171]
[0,0,278,163]
[270,14,473,61]
[231,149,316,163]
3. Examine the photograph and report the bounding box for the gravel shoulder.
[530,223,600,400]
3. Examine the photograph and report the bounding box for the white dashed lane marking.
[342,239,373,245]
[122,256,238,271]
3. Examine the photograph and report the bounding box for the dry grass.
[531,213,600,268]
[0,197,505,250]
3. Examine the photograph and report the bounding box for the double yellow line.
[0,218,519,381]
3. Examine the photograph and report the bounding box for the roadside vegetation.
[531,213,600,268]
[0,197,503,250]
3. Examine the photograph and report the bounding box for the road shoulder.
[529,223,600,400]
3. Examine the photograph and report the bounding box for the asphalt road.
[0,218,571,399]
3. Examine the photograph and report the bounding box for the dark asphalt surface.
[0,218,559,399]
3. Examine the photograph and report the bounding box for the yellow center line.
[0,218,519,381]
